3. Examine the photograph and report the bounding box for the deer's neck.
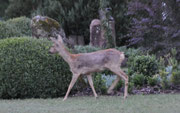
[57,43,72,64]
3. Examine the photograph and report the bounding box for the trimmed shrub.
[0,21,18,39]
[0,37,72,99]
[6,16,32,36]
[0,17,31,39]
[128,55,159,77]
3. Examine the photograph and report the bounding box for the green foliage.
[0,37,72,99]
[128,82,134,93]
[4,0,129,46]
[32,0,100,44]
[131,73,145,87]
[6,17,32,36]
[93,73,107,94]
[0,21,18,39]
[99,0,115,48]
[0,0,9,19]
[158,48,180,88]
[5,0,38,18]
[128,55,159,77]
[171,69,180,85]
[0,17,31,39]
[147,76,159,86]
[115,79,124,91]
[127,0,180,60]
[159,69,169,90]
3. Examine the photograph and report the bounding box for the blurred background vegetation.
[0,0,179,58]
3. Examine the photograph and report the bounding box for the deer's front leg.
[87,74,98,98]
[63,74,80,101]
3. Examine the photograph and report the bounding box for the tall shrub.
[0,37,72,99]
[0,17,31,39]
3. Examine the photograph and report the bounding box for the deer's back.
[71,49,124,73]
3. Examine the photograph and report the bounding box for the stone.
[31,15,66,39]
[90,19,106,47]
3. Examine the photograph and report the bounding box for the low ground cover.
[0,94,180,113]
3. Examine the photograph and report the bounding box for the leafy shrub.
[93,73,107,94]
[0,17,31,39]
[0,37,72,99]
[159,69,169,90]
[171,68,180,85]
[0,21,18,39]
[131,73,145,87]
[128,82,134,93]
[6,17,32,36]
[128,55,159,77]
[158,49,180,88]
[147,76,159,86]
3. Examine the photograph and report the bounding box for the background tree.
[3,0,129,45]
[0,0,9,19]
[5,0,40,18]
[127,0,180,59]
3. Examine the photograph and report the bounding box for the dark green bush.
[147,76,159,86]
[128,82,134,93]
[132,73,145,87]
[0,37,72,99]
[171,70,180,85]
[6,17,32,36]
[0,21,18,39]
[0,17,31,39]
[128,55,159,77]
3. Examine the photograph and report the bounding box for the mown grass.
[0,94,180,113]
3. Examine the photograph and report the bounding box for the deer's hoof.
[107,90,113,94]
[123,95,128,99]
[63,97,67,101]
[95,96,99,99]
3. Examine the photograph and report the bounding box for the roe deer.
[49,35,128,101]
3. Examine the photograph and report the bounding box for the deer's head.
[49,43,58,54]
[49,35,63,54]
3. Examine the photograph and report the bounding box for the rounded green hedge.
[0,37,72,99]
[128,55,159,77]
[0,17,31,39]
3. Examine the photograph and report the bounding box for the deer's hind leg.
[108,67,128,98]
[107,76,120,94]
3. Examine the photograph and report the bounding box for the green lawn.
[0,94,180,113]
